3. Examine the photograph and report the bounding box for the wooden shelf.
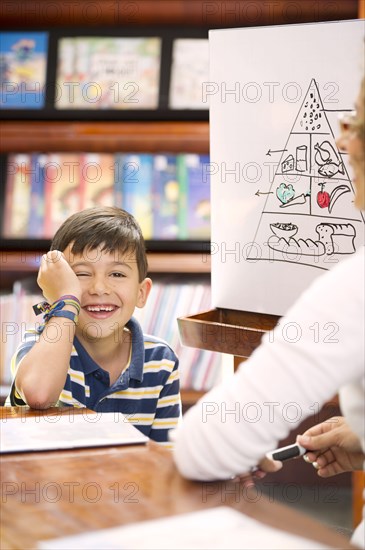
[0,0,358,27]
[148,252,210,273]
[0,250,211,277]
[178,308,279,358]
[0,121,209,154]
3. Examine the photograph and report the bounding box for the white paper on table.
[0,411,148,453]
[38,506,332,549]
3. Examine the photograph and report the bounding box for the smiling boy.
[8,207,181,445]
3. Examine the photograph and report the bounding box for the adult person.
[173,77,365,547]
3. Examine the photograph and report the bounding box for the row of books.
[133,279,223,391]
[0,279,223,392]
[2,152,211,240]
[0,32,209,110]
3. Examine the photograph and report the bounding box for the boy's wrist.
[49,310,78,325]
[34,296,81,333]
[58,295,81,314]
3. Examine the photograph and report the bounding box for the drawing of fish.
[318,162,345,177]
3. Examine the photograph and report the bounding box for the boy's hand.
[37,250,81,303]
[297,416,364,477]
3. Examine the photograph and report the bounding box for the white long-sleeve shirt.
[173,247,364,545]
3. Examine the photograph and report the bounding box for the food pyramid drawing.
[249,79,364,271]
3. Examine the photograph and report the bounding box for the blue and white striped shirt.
[7,317,181,446]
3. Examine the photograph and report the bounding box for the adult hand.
[37,250,81,304]
[231,456,283,486]
[297,416,364,477]
[257,456,283,474]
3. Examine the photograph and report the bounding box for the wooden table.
[0,407,355,550]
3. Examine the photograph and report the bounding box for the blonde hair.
[359,77,365,141]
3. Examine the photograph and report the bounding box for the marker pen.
[266,443,307,462]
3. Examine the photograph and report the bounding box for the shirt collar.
[72,316,145,381]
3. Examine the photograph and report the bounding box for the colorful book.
[121,153,153,239]
[48,153,82,234]
[113,154,124,208]
[55,37,161,110]
[178,154,211,239]
[4,154,32,236]
[152,154,179,239]
[176,154,188,239]
[81,153,115,210]
[28,154,46,237]
[2,154,16,237]
[43,154,64,238]
[0,31,48,109]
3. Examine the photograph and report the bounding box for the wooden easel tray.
[178,308,280,358]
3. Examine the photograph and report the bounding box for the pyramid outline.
[248,78,364,270]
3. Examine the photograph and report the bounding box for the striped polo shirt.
[7,317,181,446]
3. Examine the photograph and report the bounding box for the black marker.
[266,443,307,462]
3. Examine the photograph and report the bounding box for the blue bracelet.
[51,310,78,324]
[38,309,78,334]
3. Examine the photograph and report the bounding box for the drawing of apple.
[317,183,330,208]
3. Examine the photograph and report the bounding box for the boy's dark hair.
[51,207,148,281]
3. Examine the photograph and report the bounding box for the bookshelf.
[0,1,216,408]
[0,0,360,408]
[0,0,358,255]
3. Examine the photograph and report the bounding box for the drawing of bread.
[315,223,356,255]
[267,235,326,256]
[296,238,326,256]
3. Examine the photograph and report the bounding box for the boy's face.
[63,244,151,343]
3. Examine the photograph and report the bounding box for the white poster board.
[209,20,365,316]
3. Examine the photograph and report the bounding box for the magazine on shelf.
[55,37,161,110]
[0,31,48,109]
[169,38,209,110]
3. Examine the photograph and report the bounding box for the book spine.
[28,154,46,237]
[176,154,188,239]
[133,154,153,240]
[113,154,124,208]
[43,153,56,238]
[122,154,137,214]
[187,153,211,239]
[10,154,32,236]
[2,154,16,237]
[152,154,179,239]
